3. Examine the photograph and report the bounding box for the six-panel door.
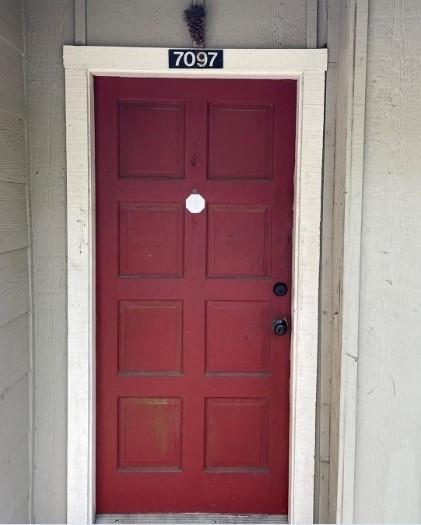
[95,77,296,514]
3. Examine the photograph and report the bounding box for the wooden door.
[95,77,296,514]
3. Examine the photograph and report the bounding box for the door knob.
[273,318,288,336]
[273,282,288,296]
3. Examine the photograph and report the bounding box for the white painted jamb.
[63,46,327,525]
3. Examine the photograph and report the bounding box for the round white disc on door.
[185,192,205,214]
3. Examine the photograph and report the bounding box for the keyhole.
[191,142,197,167]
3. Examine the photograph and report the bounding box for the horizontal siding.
[0,374,30,465]
[0,248,29,327]
[0,314,30,393]
[0,37,25,118]
[0,110,26,183]
[0,181,28,253]
[0,435,30,524]
[0,0,31,523]
[0,0,23,51]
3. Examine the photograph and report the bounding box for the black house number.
[169,49,223,69]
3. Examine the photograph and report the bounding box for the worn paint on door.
[95,77,296,514]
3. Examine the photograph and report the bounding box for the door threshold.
[96,514,288,524]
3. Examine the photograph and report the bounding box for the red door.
[95,77,296,514]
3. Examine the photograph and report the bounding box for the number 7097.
[171,50,220,68]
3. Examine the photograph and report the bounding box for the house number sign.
[169,49,223,69]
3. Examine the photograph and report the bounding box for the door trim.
[63,46,327,525]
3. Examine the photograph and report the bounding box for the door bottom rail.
[96,513,288,524]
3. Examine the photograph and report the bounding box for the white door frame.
[63,46,327,525]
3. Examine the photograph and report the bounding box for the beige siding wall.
[355,1,421,522]
[0,0,31,522]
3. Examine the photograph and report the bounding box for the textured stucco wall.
[355,1,421,522]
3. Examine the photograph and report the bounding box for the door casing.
[63,46,327,525]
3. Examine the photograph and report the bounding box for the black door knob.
[273,282,288,296]
[273,318,288,336]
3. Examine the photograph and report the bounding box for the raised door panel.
[207,204,271,278]
[119,202,184,277]
[118,397,182,470]
[119,301,183,375]
[205,398,269,471]
[206,301,270,374]
[119,101,185,179]
[208,103,273,180]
